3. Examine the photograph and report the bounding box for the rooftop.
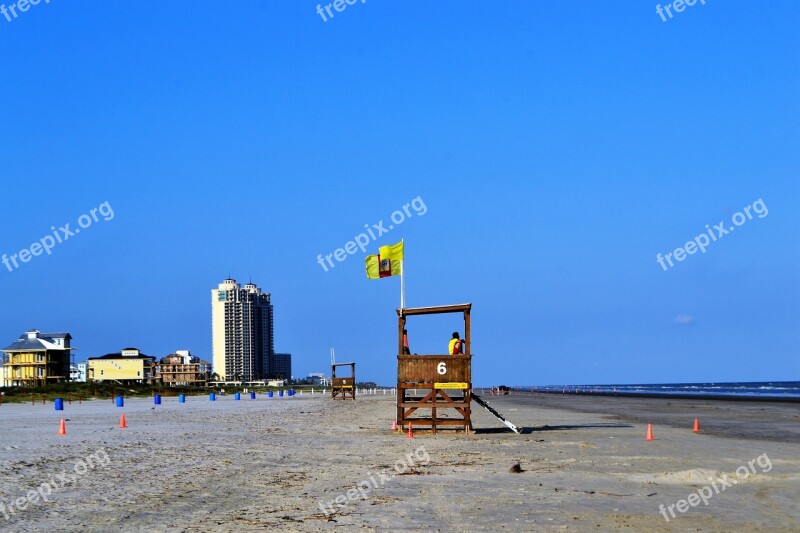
[88,351,155,361]
[3,330,73,352]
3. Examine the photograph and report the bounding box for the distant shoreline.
[526,390,800,403]
[477,381,800,402]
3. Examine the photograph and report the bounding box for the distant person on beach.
[449,332,464,355]
[403,329,411,354]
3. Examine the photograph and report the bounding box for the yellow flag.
[379,241,404,263]
[365,255,380,279]
[365,241,403,279]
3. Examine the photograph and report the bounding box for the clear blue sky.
[1,1,797,386]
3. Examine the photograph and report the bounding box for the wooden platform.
[396,304,472,434]
[331,362,356,400]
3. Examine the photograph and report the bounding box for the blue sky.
[1,1,797,386]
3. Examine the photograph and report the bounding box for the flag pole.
[400,239,405,310]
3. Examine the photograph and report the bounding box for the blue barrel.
[178,394,186,403]
[54,398,64,411]
[250,392,256,400]
[234,392,241,401]
[289,389,294,396]
[268,391,273,398]
[209,392,216,401]
[115,396,124,407]
[154,395,161,405]
[279,390,284,397]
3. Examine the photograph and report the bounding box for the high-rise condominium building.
[273,352,292,380]
[211,278,274,381]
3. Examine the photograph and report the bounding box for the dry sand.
[1,392,799,532]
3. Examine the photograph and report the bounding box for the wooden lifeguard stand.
[397,304,472,434]
[331,362,356,400]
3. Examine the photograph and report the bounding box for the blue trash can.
[279,390,284,397]
[179,394,186,403]
[54,398,64,411]
[268,391,273,398]
[250,392,256,400]
[154,395,161,405]
[209,392,216,401]
[234,392,241,401]
[115,396,124,407]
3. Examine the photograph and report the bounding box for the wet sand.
[1,392,799,531]
[491,391,800,442]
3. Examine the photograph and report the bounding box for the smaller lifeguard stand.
[331,362,356,400]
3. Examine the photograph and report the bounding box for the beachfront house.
[153,350,211,386]
[1,330,73,387]
[88,347,155,385]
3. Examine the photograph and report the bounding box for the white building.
[70,362,87,382]
[307,372,329,386]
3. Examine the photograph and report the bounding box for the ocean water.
[523,381,800,400]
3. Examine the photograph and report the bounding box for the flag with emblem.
[365,240,403,279]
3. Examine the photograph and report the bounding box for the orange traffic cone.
[406,423,413,439]
[58,419,66,436]
[119,413,128,429]
[392,420,397,431]
[645,423,654,441]
[693,418,700,433]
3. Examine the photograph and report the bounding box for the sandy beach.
[1,392,799,532]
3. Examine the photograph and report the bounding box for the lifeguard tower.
[396,304,472,434]
[331,362,356,400]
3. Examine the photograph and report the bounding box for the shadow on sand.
[475,423,633,435]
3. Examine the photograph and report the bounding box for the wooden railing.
[397,354,471,385]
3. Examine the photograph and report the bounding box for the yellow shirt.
[448,338,462,355]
